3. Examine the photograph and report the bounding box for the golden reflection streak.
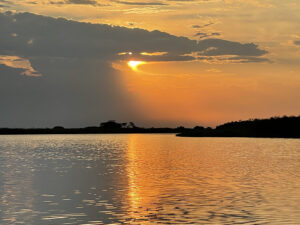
[126,134,164,223]
[125,134,180,223]
[126,135,142,218]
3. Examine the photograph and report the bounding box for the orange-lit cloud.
[0,55,41,76]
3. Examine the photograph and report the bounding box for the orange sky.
[114,59,300,127]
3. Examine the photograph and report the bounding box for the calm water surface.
[0,134,299,224]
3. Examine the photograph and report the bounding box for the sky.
[0,0,300,128]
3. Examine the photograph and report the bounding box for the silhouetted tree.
[53,126,64,130]
[121,123,128,128]
[100,120,122,129]
[129,122,137,128]
[193,126,204,130]
[176,126,186,132]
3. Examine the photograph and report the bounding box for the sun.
[128,61,145,71]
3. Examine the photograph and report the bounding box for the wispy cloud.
[49,0,102,6]
[0,55,40,76]
[114,0,167,6]
[195,32,221,39]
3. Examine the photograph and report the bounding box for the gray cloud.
[0,0,10,8]
[0,11,198,60]
[197,55,270,63]
[195,32,221,39]
[49,0,101,6]
[294,40,300,45]
[0,11,268,127]
[67,0,98,4]
[50,0,168,6]
[197,39,267,57]
[0,12,267,61]
[192,22,214,29]
[228,56,270,63]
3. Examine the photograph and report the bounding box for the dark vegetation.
[177,116,300,138]
[0,120,182,135]
[0,116,299,138]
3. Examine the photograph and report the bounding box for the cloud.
[294,40,300,46]
[227,56,270,63]
[50,0,167,6]
[67,0,98,4]
[49,0,102,6]
[196,39,268,63]
[0,11,195,60]
[0,11,268,127]
[0,0,10,9]
[195,32,221,39]
[0,11,267,62]
[197,39,267,57]
[0,55,41,76]
[192,22,214,29]
[114,0,167,6]
[198,55,270,64]
[224,0,273,8]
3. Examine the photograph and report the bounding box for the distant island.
[177,116,300,138]
[0,116,299,138]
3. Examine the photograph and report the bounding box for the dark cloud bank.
[0,11,268,127]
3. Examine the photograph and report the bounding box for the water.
[0,134,299,225]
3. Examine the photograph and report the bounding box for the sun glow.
[128,61,145,71]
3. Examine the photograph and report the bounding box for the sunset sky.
[0,0,300,127]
